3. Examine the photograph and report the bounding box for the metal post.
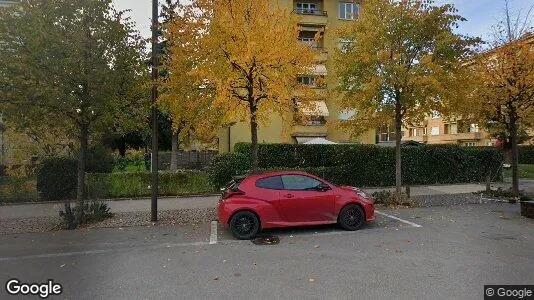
[150,0,159,222]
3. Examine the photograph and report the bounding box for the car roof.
[245,170,314,180]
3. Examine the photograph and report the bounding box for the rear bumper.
[217,202,231,225]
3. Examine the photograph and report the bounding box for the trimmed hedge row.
[208,143,503,188]
[87,171,215,199]
[519,145,534,164]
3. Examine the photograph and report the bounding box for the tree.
[0,0,148,226]
[164,0,315,171]
[471,28,533,197]
[334,0,479,201]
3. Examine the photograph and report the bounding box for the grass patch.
[0,176,39,204]
[87,171,216,199]
[503,164,534,179]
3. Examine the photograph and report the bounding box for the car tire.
[229,211,260,240]
[338,204,365,231]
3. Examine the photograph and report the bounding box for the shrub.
[61,201,114,228]
[37,157,77,201]
[206,152,250,188]
[231,143,503,187]
[519,145,534,164]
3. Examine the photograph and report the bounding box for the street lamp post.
[151,0,159,222]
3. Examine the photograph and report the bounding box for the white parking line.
[375,210,422,228]
[209,221,218,245]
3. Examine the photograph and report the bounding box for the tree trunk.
[75,123,89,225]
[394,96,403,203]
[170,132,179,171]
[250,104,259,173]
[510,121,520,197]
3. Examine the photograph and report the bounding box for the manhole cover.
[252,235,280,245]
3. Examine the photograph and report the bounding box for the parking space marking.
[209,221,218,245]
[375,210,422,228]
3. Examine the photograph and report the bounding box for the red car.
[218,171,375,239]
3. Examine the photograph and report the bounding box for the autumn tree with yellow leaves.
[334,0,479,201]
[471,29,534,196]
[163,0,315,171]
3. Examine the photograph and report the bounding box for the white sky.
[112,0,533,42]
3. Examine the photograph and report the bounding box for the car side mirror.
[316,183,331,192]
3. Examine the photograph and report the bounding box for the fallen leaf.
[213,277,219,281]
[59,264,65,268]
[314,245,320,248]
[308,278,315,282]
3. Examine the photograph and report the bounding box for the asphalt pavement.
[1,202,533,299]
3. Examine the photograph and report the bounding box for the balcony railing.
[293,9,328,16]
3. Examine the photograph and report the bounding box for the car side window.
[281,175,323,191]
[255,176,284,190]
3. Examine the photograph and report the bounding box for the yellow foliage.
[161,0,316,143]
[471,37,534,132]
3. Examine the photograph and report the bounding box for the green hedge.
[519,145,534,164]
[214,143,503,187]
[87,171,215,199]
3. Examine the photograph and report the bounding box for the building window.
[297,76,316,86]
[464,142,476,147]
[339,2,359,20]
[411,128,417,137]
[378,124,396,142]
[431,111,441,119]
[431,126,440,136]
[469,124,479,133]
[338,39,353,53]
[423,127,427,136]
[304,116,326,126]
[444,124,450,134]
[486,141,493,146]
[296,2,318,14]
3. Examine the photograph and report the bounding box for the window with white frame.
[338,39,353,53]
[296,3,317,14]
[431,126,440,136]
[431,111,441,119]
[339,2,359,20]
[469,124,479,133]
[464,142,476,147]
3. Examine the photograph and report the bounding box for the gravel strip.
[0,216,62,235]
[0,208,217,235]
[83,208,217,230]
[413,193,483,207]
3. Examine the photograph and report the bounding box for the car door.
[279,175,335,223]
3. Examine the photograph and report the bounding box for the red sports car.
[218,171,375,239]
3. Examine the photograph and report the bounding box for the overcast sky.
[112,0,533,42]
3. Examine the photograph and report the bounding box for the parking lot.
[1,202,533,299]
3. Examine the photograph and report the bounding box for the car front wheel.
[338,204,365,231]
[229,211,260,240]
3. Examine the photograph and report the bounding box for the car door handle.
[283,194,294,198]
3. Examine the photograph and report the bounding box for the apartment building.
[218,0,375,153]
[399,114,494,147]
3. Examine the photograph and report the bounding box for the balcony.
[294,9,327,17]
[293,7,328,25]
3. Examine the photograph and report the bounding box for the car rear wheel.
[338,204,365,231]
[229,211,260,240]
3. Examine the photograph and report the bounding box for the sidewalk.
[1,181,532,219]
